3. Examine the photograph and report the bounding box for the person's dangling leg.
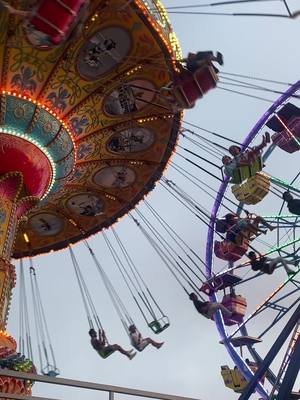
[111,344,136,359]
[145,337,164,349]
[255,216,275,232]
[207,303,232,318]
[280,258,298,275]
[218,303,233,317]
[269,257,294,274]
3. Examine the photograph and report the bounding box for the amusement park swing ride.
[0,0,298,399]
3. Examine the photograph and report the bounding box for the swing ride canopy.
[0,0,182,258]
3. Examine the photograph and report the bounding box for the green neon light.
[270,176,300,195]
[261,214,300,220]
[267,236,300,256]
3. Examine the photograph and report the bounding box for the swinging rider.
[189,292,233,319]
[89,328,136,360]
[128,325,164,352]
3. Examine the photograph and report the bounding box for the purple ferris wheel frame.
[205,80,300,399]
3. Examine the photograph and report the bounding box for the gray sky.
[8,1,300,399]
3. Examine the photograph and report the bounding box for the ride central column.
[0,171,39,330]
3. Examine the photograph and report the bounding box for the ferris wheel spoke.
[244,343,278,386]
[211,234,300,280]
[226,268,300,340]
[270,175,300,195]
[290,279,300,289]
[257,298,300,339]
[227,283,300,341]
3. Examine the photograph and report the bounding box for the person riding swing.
[89,328,136,360]
[189,292,233,319]
[128,325,164,352]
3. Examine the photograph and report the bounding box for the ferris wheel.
[204,81,300,399]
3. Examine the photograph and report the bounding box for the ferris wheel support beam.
[241,344,277,387]
[276,337,300,399]
[257,297,300,339]
[238,303,300,400]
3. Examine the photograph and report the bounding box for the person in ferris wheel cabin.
[189,292,233,319]
[183,51,224,74]
[230,131,270,163]
[128,325,164,352]
[89,328,136,360]
[246,251,298,276]
[282,191,300,215]
[219,213,274,245]
[222,155,243,179]
[222,132,270,177]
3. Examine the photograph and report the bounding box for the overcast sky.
[8,1,300,400]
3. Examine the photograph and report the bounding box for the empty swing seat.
[173,66,218,109]
[229,156,263,185]
[221,294,247,326]
[231,172,270,205]
[148,316,170,334]
[214,240,249,262]
[29,0,87,45]
[200,273,242,295]
[271,116,300,153]
[230,335,262,348]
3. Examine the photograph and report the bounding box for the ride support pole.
[238,303,300,400]
[276,336,300,400]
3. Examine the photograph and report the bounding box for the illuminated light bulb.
[23,232,30,245]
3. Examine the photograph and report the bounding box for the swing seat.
[221,294,247,326]
[229,336,262,347]
[229,156,263,185]
[214,240,249,262]
[28,0,87,46]
[172,66,218,109]
[97,347,115,359]
[42,365,60,377]
[231,172,270,205]
[201,273,243,295]
[271,116,300,153]
[148,316,170,334]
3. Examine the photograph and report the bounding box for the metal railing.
[0,369,201,400]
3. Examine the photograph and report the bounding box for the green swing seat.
[148,316,170,334]
[97,347,115,359]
